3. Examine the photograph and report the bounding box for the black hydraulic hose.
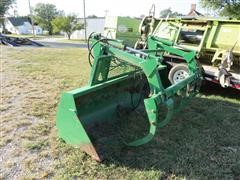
[130,81,146,111]
[131,92,143,111]
[88,38,107,67]
[87,32,95,50]
[88,49,94,67]
[87,32,96,54]
[87,35,119,67]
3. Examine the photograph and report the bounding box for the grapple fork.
[56,34,202,161]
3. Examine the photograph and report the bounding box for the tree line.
[1,1,240,38]
[33,3,85,39]
[1,2,85,39]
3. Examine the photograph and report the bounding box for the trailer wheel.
[168,64,189,84]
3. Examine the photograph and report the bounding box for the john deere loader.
[56,32,202,161]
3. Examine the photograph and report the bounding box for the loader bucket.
[56,75,147,161]
[56,34,202,161]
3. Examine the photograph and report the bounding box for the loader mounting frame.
[56,33,202,161]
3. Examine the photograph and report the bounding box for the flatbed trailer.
[104,16,240,89]
[137,17,240,89]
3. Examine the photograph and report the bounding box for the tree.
[0,0,15,16]
[200,0,240,19]
[159,8,183,18]
[34,3,62,35]
[52,15,83,40]
[0,0,15,32]
[87,15,97,18]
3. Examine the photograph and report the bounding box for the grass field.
[57,39,86,44]
[1,46,240,179]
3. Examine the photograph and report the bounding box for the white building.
[66,17,105,39]
[4,17,43,35]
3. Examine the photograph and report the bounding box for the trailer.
[105,16,240,89]
[0,34,44,47]
[137,17,240,89]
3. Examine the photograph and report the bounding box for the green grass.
[2,47,240,179]
[57,39,86,44]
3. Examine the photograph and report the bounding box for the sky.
[10,0,205,18]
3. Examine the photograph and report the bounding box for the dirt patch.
[0,47,54,179]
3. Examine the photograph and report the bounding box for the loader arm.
[56,33,202,161]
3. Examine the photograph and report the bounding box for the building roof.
[7,17,32,26]
[187,4,203,17]
[187,10,203,17]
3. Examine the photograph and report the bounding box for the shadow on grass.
[200,81,240,99]
[99,84,240,179]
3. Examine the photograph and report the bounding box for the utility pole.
[83,0,87,42]
[104,10,109,17]
[28,0,35,38]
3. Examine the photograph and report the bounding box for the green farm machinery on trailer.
[117,16,240,89]
[136,16,240,89]
[56,33,202,161]
[104,14,240,89]
[104,16,141,47]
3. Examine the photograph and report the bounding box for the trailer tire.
[168,64,189,84]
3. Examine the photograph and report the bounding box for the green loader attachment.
[56,33,202,161]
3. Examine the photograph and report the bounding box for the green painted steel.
[152,18,240,55]
[56,33,202,161]
[137,17,240,89]
[104,16,239,55]
[104,16,141,47]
